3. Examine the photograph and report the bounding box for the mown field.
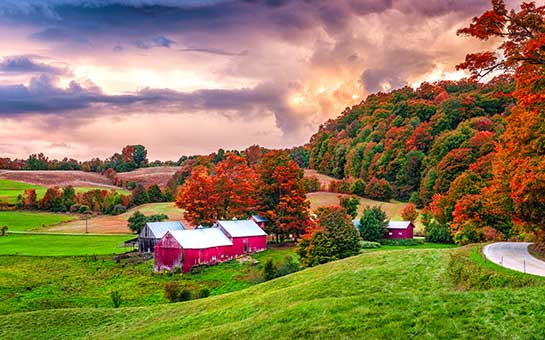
[45,202,184,234]
[0,211,75,231]
[2,245,545,339]
[0,179,130,204]
[0,247,295,315]
[0,233,132,256]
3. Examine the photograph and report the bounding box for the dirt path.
[483,242,545,277]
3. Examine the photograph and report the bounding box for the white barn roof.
[169,228,233,249]
[216,220,267,237]
[145,221,185,239]
[387,221,414,230]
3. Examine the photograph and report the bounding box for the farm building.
[352,220,415,240]
[250,215,269,229]
[154,220,267,273]
[385,221,415,239]
[215,220,267,254]
[138,221,185,253]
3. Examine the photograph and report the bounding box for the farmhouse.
[138,221,185,253]
[385,221,415,239]
[154,219,267,273]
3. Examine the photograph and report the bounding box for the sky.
[0,0,521,161]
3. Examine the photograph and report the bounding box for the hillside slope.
[2,248,545,339]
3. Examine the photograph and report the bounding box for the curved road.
[483,242,545,277]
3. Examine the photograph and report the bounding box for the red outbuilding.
[385,221,415,239]
[250,215,269,229]
[215,220,267,254]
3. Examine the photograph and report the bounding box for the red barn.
[215,220,267,254]
[250,215,269,229]
[154,228,233,273]
[385,221,415,239]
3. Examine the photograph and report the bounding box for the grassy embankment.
[2,244,545,339]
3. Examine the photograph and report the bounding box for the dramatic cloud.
[0,55,71,76]
[0,0,519,160]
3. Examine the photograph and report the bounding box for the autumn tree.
[401,203,418,222]
[256,151,310,241]
[458,0,545,235]
[176,166,217,226]
[131,184,150,206]
[21,189,37,209]
[211,154,257,220]
[339,196,360,219]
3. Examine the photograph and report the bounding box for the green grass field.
[0,179,130,204]
[2,245,545,339]
[0,179,46,204]
[0,233,132,256]
[0,247,295,315]
[0,211,75,231]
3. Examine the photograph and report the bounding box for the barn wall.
[182,245,234,272]
[384,227,414,239]
[154,233,183,272]
[231,236,267,255]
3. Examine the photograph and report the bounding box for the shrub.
[276,255,301,277]
[248,269,265,284]
[380,238,424,246]
[110,290,122,308]
[361,241,381,249]
[263,259,276,281]
[197,288,210,299]
[178,289,191,301]
[1,225,8,236]
[111,204,127,215]
[79,205,90,213]
[302,176,321,192]
[425,221,453,243]
[164,282,181,302]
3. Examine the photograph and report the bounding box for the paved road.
[483,242,545,277]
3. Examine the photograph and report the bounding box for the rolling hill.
[2,247,544,339]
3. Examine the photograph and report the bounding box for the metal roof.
[387,221,414,230]
[352,219,361,229]
[145,221,185,239]
[251,215,269,223]
[216,220,267,237]
[169,228,233,249]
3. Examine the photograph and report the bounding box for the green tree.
[62,186,76,211]
[147,184,164,202]
[131,184,149,206]
[359,206,388,242]
[340,196,360,219]
[263,259,277,281]
[127,211,147,233]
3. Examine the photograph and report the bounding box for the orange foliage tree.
[401,203,418,222]
[256,150,310,241]
[458,0,545,234]
[176,166,217,226]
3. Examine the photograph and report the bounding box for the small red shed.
[385,221,415,239]
[154,228,233,273]
[215,220,267,254]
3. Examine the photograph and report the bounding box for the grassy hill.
[2,246,545,339]
[0,178,130,204]
[0,211,75,231]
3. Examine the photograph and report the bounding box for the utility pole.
[85,213,89,234]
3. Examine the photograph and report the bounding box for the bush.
[379,238,424,246]
[425,221,453,243]
[79,205,90,213]
[361,241,381,249]
[164,282,180,302]
[276,255,301,277]
[351,179,365,196]
[197,288,210,299]
[263,259,276,281]
[111,204,127,215]
[302,176,321,192]
[178,289,191,301]
[110,290,122,308]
